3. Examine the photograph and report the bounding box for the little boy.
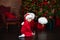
[19,13,35,37]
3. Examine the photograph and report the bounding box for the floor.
[0,25,60,40]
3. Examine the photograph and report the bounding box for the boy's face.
[27,18,32,22]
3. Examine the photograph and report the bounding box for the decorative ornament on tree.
[38,2,43,7]
[38,0,42,2]
[48,1,50,4]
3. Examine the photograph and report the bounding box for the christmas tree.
[21,0,60,18]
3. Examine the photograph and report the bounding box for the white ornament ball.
[38,17,48,24]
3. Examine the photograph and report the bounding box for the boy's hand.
[32,32,35,35]
[42,24,44,27]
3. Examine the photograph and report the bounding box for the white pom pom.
[21,22,24,25]
[32,33,35,36]
[38,17,48,24]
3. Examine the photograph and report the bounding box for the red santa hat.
[38,17,48,24]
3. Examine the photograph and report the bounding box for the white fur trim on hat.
[25,15,32,20]
[38,17,48,24]
[21,22,24,25]
[30,13,35,19]
[26,13,35,19]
